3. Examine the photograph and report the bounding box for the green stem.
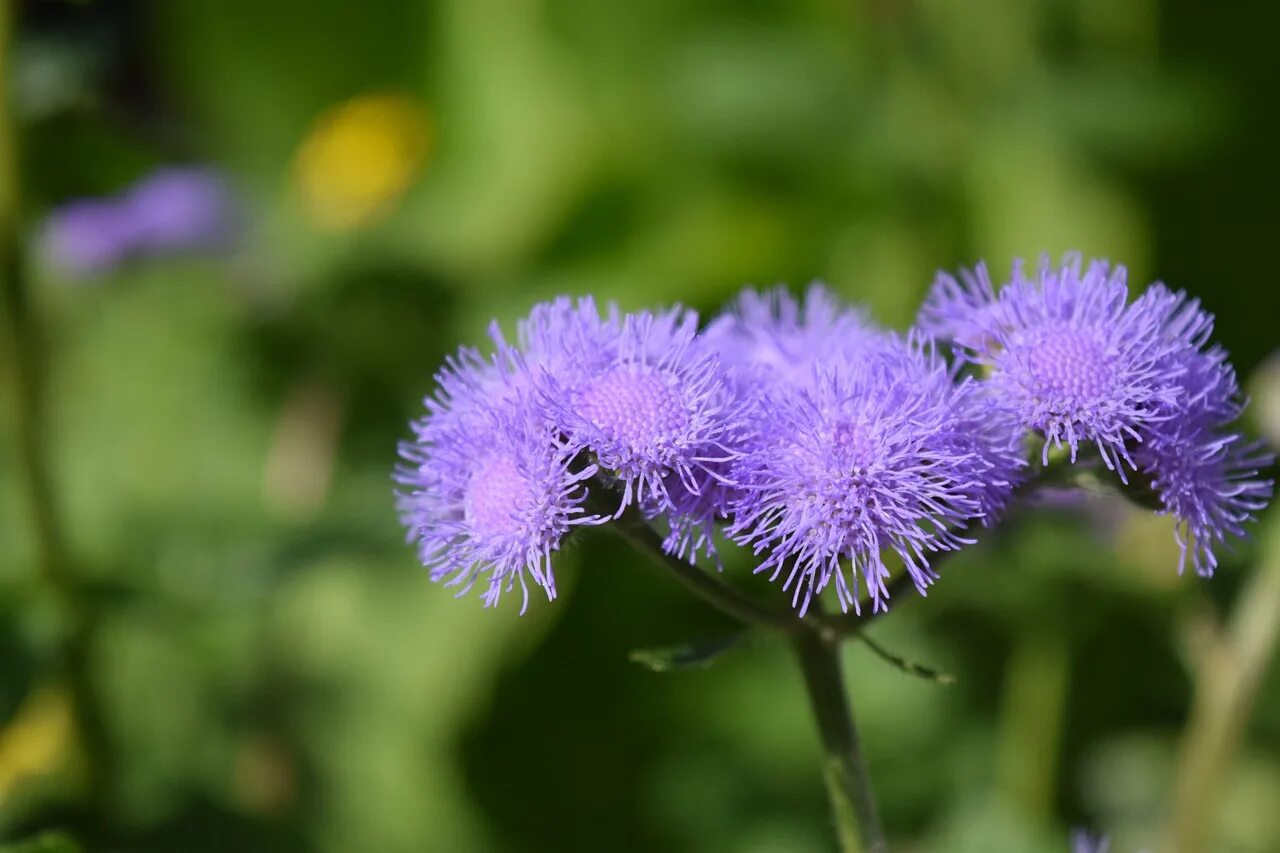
[995,623,1069,820]
[606,501,888,850]
[794,630,886,853]
[609,504,806,634]
[607,499,896,637]
[0,4,110,803]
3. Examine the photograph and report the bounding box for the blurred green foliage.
[1,1,1278,851]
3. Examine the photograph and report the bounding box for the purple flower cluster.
[399,256,1271,612]
[39,166,237,278]
[398,286,1021,613]
[923,253,1272,575]
[396,297,744,611]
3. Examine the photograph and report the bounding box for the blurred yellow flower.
[0,686,74,803]
[293,92,431,231]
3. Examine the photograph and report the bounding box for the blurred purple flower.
[1071,830,1110,853]
[38,199,137,277]
[38,165,238,278]
[122,166,237,253]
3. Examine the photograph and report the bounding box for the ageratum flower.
[728,337,1022,615]
[706,283,888,394]
[924,256,1273,572]
[537,301,745,516]
[396,342,603,611]
[917,260,999,351]
[1128,286,1275,574]
[1137,423,1272,576]
[925,254,1206,480]
[669,284,887,568]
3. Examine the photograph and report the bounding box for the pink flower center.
[576,366,689,445]
[465,455,533,538]
[1019,326,1113,404]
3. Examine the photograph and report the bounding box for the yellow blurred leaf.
[0,686,74,804]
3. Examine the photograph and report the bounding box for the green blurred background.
[1,1,1278,851]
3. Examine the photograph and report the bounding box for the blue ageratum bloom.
[1131,286,1274,574]
[1138,423,1272,576]
[727,336,1023,615]
[706,283,889,394]
[924,254,1219,476]
[399,296,751,606]
[923,254,1273,574]
[664,284,894,568]
[938,255,1199,477]
[396,340,604,611]
[918,260,999,351]
[535,300,746,517]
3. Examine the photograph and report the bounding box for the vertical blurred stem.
[0,1,68,590]
[0,3,108,802]
[793,630,886,853]
[1169,522,1280,853]
[995,622,1069,820]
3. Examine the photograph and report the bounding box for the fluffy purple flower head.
[396,343,603,611]
[537,300,745,516]
[918,260,998,351]
[1137,425,1272,576]
[706,283,888,394]
[924,255,1273,573]
[1142,285,1238,424]
[728,336,1023,615]
[1128,295,1274,574]
[927,254,1206,480]
[649,464,737,567]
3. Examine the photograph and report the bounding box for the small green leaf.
[628,634,744,673]
[857,633,955,685]
[0,832,82,853]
